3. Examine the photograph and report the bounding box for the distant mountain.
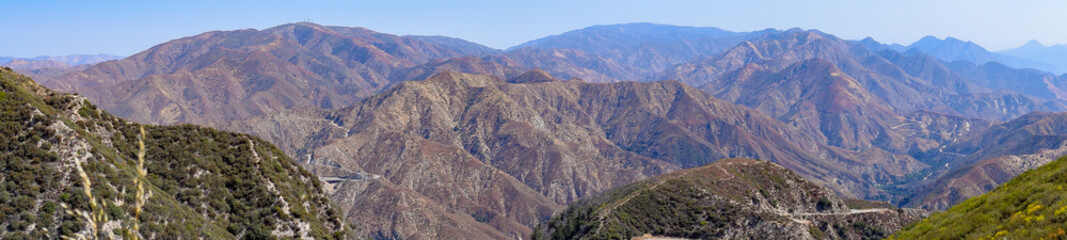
[498,48,638,82]
[863,36,1060,74]
[42,22,496,125]
[30,54,124,65]
[0,54,122,67]
[3,58,72,70]
[0,67,345,239]
[658,29,1067,207]
[1,54,123,84]
[908,36,1001,64]
[406,35,501,56]
[534,158,924,240]
[945,60,1067,101]
[892,154,1067,239]
[512,23,742,53]
[512,23,771,75]
[999,40,1067,74]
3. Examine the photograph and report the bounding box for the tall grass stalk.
[62,151,107,240]
[129,126,148,240]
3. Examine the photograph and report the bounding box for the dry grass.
[62,150,107,240]
[128,126,149,240]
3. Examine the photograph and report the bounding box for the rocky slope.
[656,29,1067,206]
[34,22,1067,238]
[226,70,869,238]
[534,158,924,240]
[41,22,492,125]
[222,69,966,238]
[665,29,1059,121]
[891,155,1067,239]
[0,67,345,239]
[901,112,1067,209]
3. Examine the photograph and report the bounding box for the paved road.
[319,173,380,183]
[789,208,893,224]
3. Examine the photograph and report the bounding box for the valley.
[6,16,1067,239]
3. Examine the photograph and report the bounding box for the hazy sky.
[2,0,1065,57]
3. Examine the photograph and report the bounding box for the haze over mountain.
[860,36,1061,74]
[511,23,773,76]
[2,54,126,87]
[999,40,1067,75]
[0,54,123,67]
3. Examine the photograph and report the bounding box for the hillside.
[217,69,971,238]
[665,29,1058,121]
[891,155,1067,239]
[33,23,1067,235]
[512,23,763,75]
[0,67,345,239]
[41,22,494,125]
[901,112,1067,209]
[534,158,924,240]
[656,29,1067,206]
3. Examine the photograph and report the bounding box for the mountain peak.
[1023,39,1046,48]
[782,27,808,34]
[421,70,503,88]
[943,36,966,43]
[917,35,941,42]
[507,69,560,83]
[276,21,327,29]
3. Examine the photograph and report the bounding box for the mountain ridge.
[534,158,924,240]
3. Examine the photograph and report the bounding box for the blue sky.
[2,0,1065,57]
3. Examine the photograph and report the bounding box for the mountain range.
[999,40,1067,75]
[14,22,1067,239]
[1,54,123,67]
[859,36,1062,74]
[1,54,124,86]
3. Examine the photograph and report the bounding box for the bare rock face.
[534,158,923,240]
